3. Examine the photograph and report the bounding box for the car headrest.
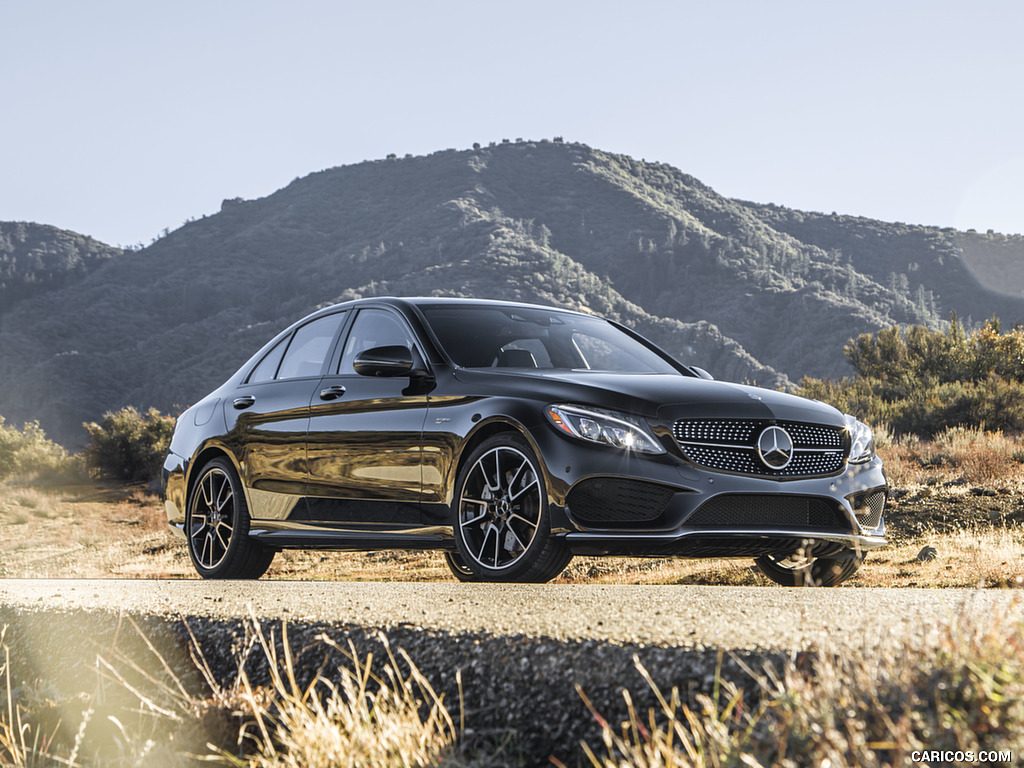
[496,348,537,368]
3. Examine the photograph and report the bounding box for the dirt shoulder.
[1,480,1022,588]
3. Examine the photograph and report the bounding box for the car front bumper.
[163,450,187,539]
[530,424,887,558]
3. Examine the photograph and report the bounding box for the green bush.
[83,407,176,483]
[0,416,71,481]
[798,316,1024,436]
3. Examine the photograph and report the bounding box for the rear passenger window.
[276,313,346,380]
[248,337,288,383]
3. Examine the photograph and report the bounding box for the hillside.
[4,140,1024,446]
[745,205,1024,327]
[956,232,1024,297]
[0,222,124,321]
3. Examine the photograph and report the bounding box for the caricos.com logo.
[912,750,1012,764]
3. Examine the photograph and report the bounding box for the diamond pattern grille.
[673,419,846,477]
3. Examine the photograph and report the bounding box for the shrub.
[82,407,175,483]
[799,317,1024,436]
[923,425,1020,484]
[0,416,71,481]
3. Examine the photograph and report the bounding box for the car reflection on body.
[163,297,886,586]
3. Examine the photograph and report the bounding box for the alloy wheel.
[189,466,236,570]
[458,446,542,570]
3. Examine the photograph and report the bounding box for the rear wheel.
[186,458,275,579]
[755,547,863,587]
[453,434,571,583]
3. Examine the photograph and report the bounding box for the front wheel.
[453,434,571,583]
[443,551,480,582]
[755,547,863,587]
[186,458,275,579]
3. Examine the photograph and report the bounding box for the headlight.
[545,404,665,454]
[844,414,875,464]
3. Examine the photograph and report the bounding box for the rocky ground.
[885,483,1024,541]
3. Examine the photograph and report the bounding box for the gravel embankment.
[1,580,1019,762]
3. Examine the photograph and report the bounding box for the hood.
[452,369,844,426]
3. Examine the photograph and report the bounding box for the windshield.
[419,305,682,374]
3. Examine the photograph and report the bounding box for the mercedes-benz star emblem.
[756,426,794,469]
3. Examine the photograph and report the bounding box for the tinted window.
[248,336,288,383]
[339,308,416,374]
[276,313,346,380]
[420,305,680,374]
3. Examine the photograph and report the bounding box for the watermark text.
[912,750,1012,764]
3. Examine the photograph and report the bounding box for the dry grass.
[0,617,464,768]
[4,606,1023,767]
[0,483,455,582]
[855,527,1024,589]
[225,625,458,768]
[0,483,186,579]
[570,602,1024,767]
[554,525,1024,589]
[1,477,1021,590]
[876,425,1024,490]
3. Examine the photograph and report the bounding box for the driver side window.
[338,309,415,374]
[275,312,346,380]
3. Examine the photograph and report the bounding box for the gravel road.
[0,578,1016,650]
[2,580,1019,763]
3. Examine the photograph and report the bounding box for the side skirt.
[247,521,455,551]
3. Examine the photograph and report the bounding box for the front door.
[306,307,429,526]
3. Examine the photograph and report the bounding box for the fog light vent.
[850,490,885,530]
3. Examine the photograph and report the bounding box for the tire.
[453,433,571,583]
[443,551,480,582]
[186,458,275,579]
[755,547,864,587]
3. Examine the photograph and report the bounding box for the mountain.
[0,222,124,320]
[3,139,1024,446]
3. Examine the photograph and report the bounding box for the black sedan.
[163,297,886,586]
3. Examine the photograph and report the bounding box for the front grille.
[567,478,676,526]
[850,490,885,530]
[673,419,846,477]
[684,494,848,529]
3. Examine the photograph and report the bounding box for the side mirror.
[691,366,714,380]
[354,345,414,377]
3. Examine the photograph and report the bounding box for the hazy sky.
[3,1,1023,247]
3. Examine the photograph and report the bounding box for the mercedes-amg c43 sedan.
[163,297,886,586]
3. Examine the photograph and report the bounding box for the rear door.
[225,311,349,521]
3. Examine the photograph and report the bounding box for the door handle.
[233,396,256,409]
[319,386,347,401]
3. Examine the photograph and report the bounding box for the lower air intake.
[567,478,676,526]
[685,494,847,529]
